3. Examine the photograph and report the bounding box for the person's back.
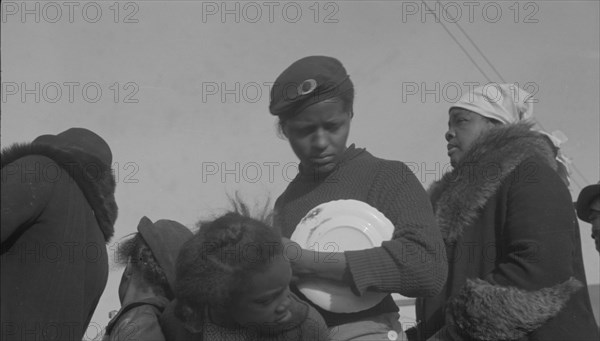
[1,128,118,341]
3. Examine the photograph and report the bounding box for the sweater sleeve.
[345,161,447,297]
[1,156,54,244]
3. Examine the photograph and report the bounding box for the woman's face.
[228,256,294,328]
[283,99,351,175]
[445,108,497,167]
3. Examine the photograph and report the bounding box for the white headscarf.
[452,83,571,186]
[451,83,534,124]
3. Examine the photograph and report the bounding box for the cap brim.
[137,217,193,291]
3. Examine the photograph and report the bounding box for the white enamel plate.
[290,199,395,313]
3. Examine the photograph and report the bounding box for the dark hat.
[137,216,193,291]
[576,181,600,223]
[269,56,353,118]
[33,127,112,166]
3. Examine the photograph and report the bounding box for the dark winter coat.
[1,140,118,341]
[413,123,599,341]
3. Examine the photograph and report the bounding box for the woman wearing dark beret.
[413,84,599,341]
[269,56,448,340]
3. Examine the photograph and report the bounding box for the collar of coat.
[1,141,118,242]
[428,122,557,244]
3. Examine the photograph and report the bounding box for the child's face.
[228,256,294,327]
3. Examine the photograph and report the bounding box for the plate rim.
[290,199,395,312]
[291,199,394,250]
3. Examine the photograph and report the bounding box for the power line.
[421,0,593,189]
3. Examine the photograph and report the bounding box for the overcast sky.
[2,1,599,339]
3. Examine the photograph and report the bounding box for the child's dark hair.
[117,234,173,298]
[174,199,283,325]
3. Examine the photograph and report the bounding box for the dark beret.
[269,56,353,118]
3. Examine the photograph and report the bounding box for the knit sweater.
[274,144,447,326]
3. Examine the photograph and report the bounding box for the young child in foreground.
[159,202,329,340]
[102,217,192,341]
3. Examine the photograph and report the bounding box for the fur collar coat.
[415,122,599,341]
[1,139,118,340]
[1,141,117,241]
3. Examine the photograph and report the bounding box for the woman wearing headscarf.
[412,84,599,340]
[269,56,448,340]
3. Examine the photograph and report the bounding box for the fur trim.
[448,277,583,340]
[1,142,118,242]
[428,122,557,244]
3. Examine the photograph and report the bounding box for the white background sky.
[2,1,599,339]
